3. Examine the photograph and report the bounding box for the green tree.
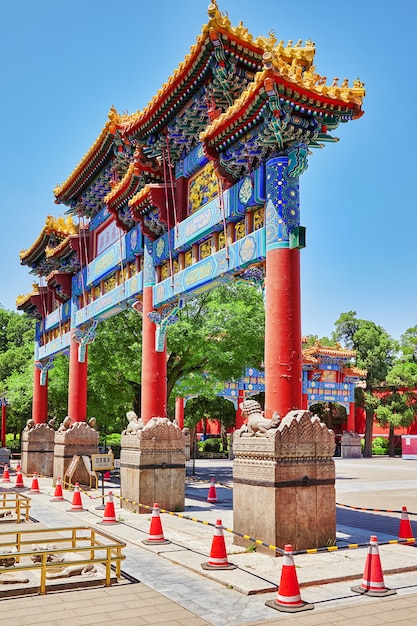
[87,308,142,433]
[167,282,264,402]
[184,395,236,451]
[333,311,397,457]
[0,306,35,438]
[0,307,35,383]
[375,391,417,456]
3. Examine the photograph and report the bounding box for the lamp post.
[0,396,9,448]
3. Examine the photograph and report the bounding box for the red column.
[347,402,356,431]
[235,388,245,429]
[263,155,303,419]
[68,335,88,424]
[32,366,48,424]
[175,397,184,429]
[264,248,302,418]
[141,285,167,424]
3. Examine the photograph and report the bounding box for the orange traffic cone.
[67,483,85,512]
[398,506,414,541]
[201,519,236,570]
[142,503,170,545]
[266,544,314,613]
[30,472,40,493]
[50,477,64,502]
[1,464,11,483]
[15,469,25,488]
[207,476,218,503]
[97,492,118,525]
[351,535,396,597]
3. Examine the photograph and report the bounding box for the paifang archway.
[18,2,364,527]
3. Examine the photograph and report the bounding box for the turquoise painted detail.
[34,358,54,386]
[143,241,156,287]
[38,332,71,360]
[153,228,265,307]
[174,194,226,248]
[87,238,126,286]
[72,320,98,363]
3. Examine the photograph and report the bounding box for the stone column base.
[21,423,55,476]
[233,410,336,554]
[120,418,186,513]
[341,431,362,458]
[53,422,99,484]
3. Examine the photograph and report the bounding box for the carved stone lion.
[123,410,144,434]
[237,399,280,436]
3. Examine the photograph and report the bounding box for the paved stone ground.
[1,457,417,625]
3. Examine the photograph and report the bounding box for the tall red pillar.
[32,366,48,424]
[141,244,167,424]
[264,154,304,419]
[68,335,88,424]
[175,397,184,429]
[347,402,356,431]
[235,388,245,429]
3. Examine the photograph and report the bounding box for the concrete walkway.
[1,457,417,625]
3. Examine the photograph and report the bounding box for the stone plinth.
[120,417,186,513]
[0,448,11,466]
[53,422,99,484]
[341,431,362,458]
[21,423,55,476]
[233,410,336,554]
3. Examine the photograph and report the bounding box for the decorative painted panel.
[86,238,126,286]
[153,227,265,307]
[175,143,209,179]
[38,331,71,360]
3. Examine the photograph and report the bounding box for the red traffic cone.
[202,519,236,570]
[266,544,314,613]
[142,503,170,545]
[351,535,396,597]
[1,464,11,483]
[15,469,25,488]
[97,491,118,525]
[50,477,64,502]
[30,472,40,493]
[398,506,414,541]
[207,476,218,503]
[103,470,111,480]
[67,483,85,512]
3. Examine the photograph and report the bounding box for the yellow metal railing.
[0,491,30,523]
[0,526,126,595]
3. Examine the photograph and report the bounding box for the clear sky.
[1,0,414,341]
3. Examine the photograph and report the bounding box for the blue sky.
[1,0,414,341]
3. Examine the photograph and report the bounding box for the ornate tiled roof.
[302,341,357,360]
[20,216,77,267]
[121,1,363,143]
[53,107,130,205]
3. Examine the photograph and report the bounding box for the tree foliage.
[87,308,142,433]
[333,311,396,457]
[167,282,264,400]
[375,391,417,456]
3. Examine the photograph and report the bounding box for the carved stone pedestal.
[341,431,362,458]
[120,417,186,513]
[21,423,55,476]
[233,410,336,554]
[53,422,99,484]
